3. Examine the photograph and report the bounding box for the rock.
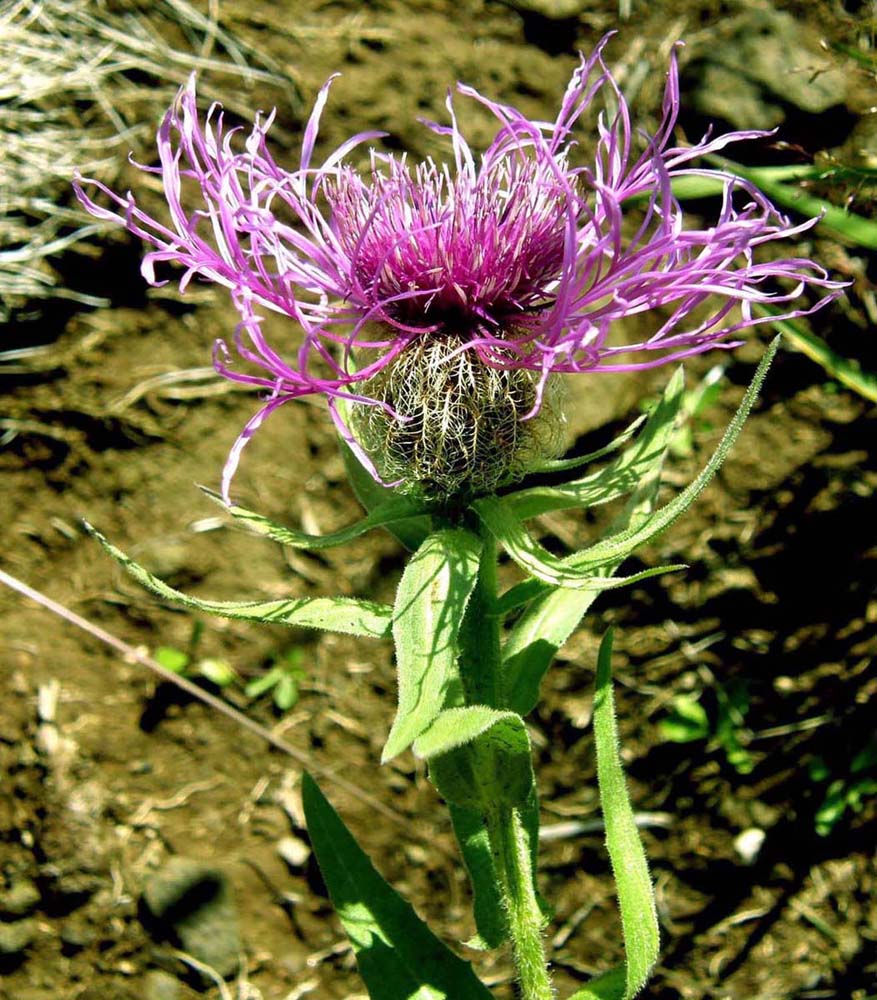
[734,827,766,866]
[0,918,35,956]
[60,916,97,954]
[276,836,310,871]
[689,9,848,130]
[0,878,40,918]
[143,969,181,1000]
[141,858,240,979]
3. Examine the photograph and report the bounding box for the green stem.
[457,527,553,999]
[487,806,553,1000]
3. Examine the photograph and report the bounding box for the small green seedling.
[660,679,755,775]
[809,735,877,836]
[153,620,237,688]
[245,648,307,711]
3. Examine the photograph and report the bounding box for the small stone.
[143,969,181,1000]
[0,878,40,918]
[0,918,36,956]
[276,836,310,871]
[734,827,766,866]
[60,916,96,954]
[141,857,241,979]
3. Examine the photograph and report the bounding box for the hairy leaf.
[500,368,685,713]
[83,523,392,638]
[201,486,428,550]
[414,706,533,811]
[594,630,659,998]
[382,530,482,761]
[505,368,684,520]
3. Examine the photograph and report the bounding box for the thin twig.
[0,566,407,828]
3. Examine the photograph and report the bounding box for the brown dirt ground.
[2,2,876,999]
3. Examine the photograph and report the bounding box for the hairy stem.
[457,528,553,999]
[487,806,553,1000]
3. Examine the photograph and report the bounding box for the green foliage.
[153,620,237,687]
[83,521,393,638]
[659,695,710,743]
[301,774,493,1000]
[660,683,754,776]
[810,735,877,836]
[415,707,534,811]
[382,529,482,761]
[202,485,428,551]
[593,630,659,999]
[245,648,307,711]
[501,367,686,715]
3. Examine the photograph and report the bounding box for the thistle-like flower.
[74,36,842,501]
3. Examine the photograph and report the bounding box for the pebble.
[276,835,311,870]
[734,827,766,866]
[143,969,181,1000]
[0,918,35,956]
[141,857,241,979]
[0,878,40,918]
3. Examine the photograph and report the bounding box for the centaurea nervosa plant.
[77,36,843,1000]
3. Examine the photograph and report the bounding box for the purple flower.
[74,36,843,500]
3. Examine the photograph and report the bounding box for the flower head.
[75,36,843,500]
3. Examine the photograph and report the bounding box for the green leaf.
[475,495,685,591]
[568,964,627,1000]
[529,413,647,475]
[201,486,429,551]
[593,630,659,998]
[154,646,189,673]
[339,438,433,551]
[659,696,710,743]
[752,304,877,403]
[501,368,686,715]
[301,773,492,1000]
[504,367,685,520]
[448,786,545,952]
[500,339,777,608]
[83,522,392,639]
[196,657,236,687]
[414,707,534,811]
[273,672,299,710]
[382,530,482,761]
[447,805,508,949]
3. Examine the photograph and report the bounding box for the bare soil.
[2,2,876,999]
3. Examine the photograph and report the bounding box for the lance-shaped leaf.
[527,412,647,476]
[500,367,686,715]
[505,369,683,520]
[494,339,777,610]
[201,486,429,550]
[302,774,493,1000]
[382,530,482,761]
[84,523,392,638]
[594,629,659,998]
[414,706,534,811]
[568,965,627,1000]
[474,495,684,592]
[564,338,778,574]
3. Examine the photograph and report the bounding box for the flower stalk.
[457,528,553,997]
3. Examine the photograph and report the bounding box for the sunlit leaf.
[84,522,392,638]
[382,530,482,761]
[201,485,428,550]
[302,774,492,1000]
[593,630,659,998]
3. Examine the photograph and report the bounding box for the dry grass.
[0,0,298,323]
